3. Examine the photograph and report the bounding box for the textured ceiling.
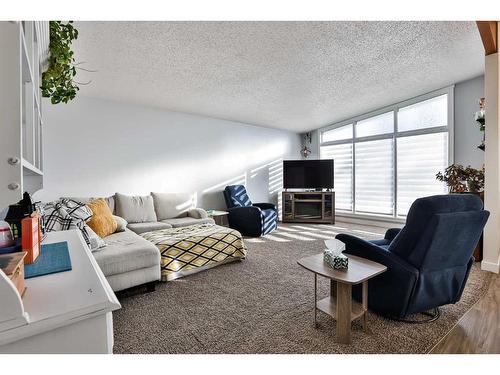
[72,21,484,133]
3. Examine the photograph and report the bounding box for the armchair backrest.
[223,185,253,209]
[388,194,489,270]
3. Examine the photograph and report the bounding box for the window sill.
[335,211,405,228]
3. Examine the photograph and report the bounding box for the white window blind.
[322,124,353,143]
[319,87,451,220]
[356,111,393,138]
[396,132,448,216]
[398,94,447,132]
[354,139,394,215]
[320,144,353,211]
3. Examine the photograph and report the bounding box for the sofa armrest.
[253,203,277,211]
[384,228,402,242]
[187,208,209,219]
[336,233,419,317]
[335,233,418,277]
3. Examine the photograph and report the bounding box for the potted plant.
[41,21,82,104]
[436,164,484,194]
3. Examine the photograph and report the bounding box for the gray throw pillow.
[113,215,128,232]
[151,192,194,220]
[115,193,157,223]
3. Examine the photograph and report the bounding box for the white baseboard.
[481,260,500,273]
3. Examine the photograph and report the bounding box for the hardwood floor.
[430,272,500,354]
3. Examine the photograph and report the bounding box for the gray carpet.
[113,223,491,354]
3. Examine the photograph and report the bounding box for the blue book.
[25,241,72,279]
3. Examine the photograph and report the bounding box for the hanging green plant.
[41,21,80,104]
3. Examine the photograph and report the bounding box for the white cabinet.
[0,21,48,209]
[0,230,121,354]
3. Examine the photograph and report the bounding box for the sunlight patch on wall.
[202,174,247,193]
[268,159,283,219]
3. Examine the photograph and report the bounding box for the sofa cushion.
[161,217,215,228]
[151,192,194,220]
[115,193,157,223]
[127,221,173,234]
[93,229,160,277]
[86,198,118,238]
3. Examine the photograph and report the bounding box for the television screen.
[283,160,334,189]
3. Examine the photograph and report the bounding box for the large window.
[319,89,451,218]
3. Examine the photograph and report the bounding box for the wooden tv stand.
[282,191,335,224]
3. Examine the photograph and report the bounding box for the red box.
[21,216,40,264]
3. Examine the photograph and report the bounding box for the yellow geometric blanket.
[141,223,246,281]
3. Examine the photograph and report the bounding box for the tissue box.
[324,249,348,270]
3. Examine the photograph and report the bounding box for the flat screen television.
[283,159,334,189]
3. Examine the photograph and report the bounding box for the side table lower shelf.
[316,295,366,322]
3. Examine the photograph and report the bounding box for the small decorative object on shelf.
[0,221,15,249]
[475,97,485,151]
[300,132,312,158]
[323,239,348,270]
[436,164,485,193]
[4,192,36,240]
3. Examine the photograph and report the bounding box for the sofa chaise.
[66,192,215,292]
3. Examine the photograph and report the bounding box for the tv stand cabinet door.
[322,192,335,224]
[282,192,294,222]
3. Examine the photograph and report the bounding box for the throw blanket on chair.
[141,223,246,281]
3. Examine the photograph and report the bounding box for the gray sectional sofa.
[69,192,215,292]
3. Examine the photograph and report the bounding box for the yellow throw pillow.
[87,198,118,238]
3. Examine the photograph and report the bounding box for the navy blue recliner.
[223,185,278,237]
[336,194,489,321]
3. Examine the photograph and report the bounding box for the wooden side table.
[207,210,229,227]
[297,253,386,344]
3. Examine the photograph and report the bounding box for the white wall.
[36,96,301,211]
[454,75,485,168]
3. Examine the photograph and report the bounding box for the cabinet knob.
[8,182,20,190]
[7,157,20,166]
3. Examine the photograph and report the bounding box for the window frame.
[318,86,454,222]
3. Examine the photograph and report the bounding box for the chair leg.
[387,307,440,324]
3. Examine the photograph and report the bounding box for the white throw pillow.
[83,225,106,251]
[113,215,128,232]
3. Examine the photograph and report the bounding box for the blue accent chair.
[336,194,489,320]
[223,185,278,237]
